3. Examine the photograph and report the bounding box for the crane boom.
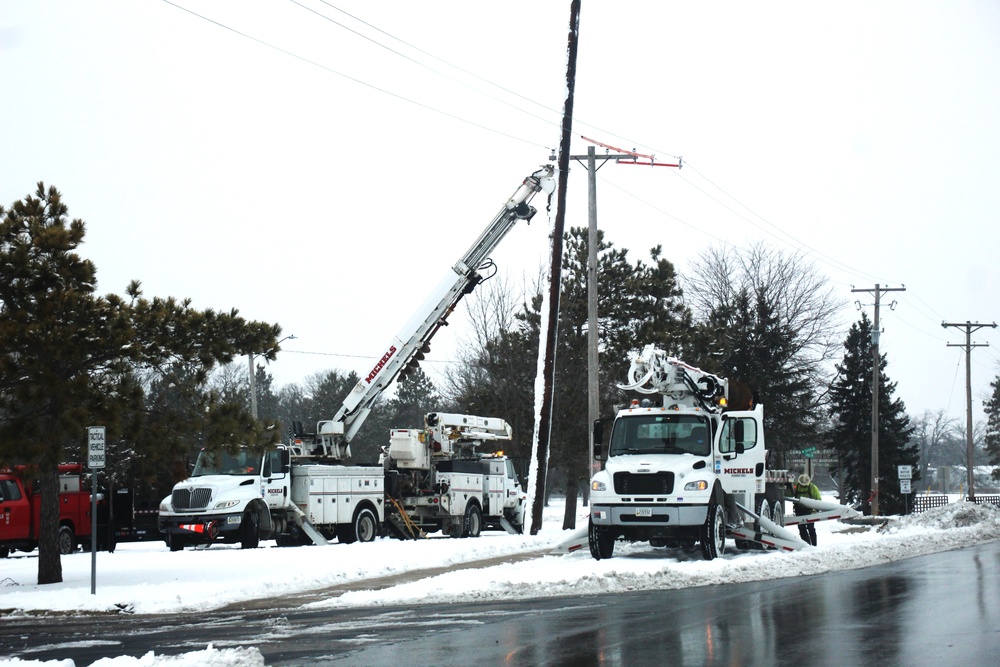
[308,165,556,460]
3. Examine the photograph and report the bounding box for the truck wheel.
[700,501,726,561]
[752,498,771,550]
[240,509,261,549]
[588,518,614,560]
[168,533,185,552]
[1,547,9,558]
[771,499,785,527]
[57,526,76,555]
[354,506,380,543]
[462,503,482,538]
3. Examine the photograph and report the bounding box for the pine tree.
[827,313,917,514]
[0,184,281,584]
[983,376,1000,483]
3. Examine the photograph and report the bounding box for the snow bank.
[0,645,264,667]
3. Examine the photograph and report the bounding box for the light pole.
[249,334,296,419]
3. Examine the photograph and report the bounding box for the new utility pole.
[852,284,905,516]
[569,138,680,496]
[941,320,997,501]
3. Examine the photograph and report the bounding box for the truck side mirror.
[280,449,291,474]
[592,419,604,461]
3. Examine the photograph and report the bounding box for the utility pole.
[529,0,580,536]
[569,138,680,499]
[852,284,905,516]
[942,320,997,502]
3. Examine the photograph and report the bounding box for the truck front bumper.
[590,504,708,527]
[158,512,243,542]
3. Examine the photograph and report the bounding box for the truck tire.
[57,526,76,555]
[1,547,9,558]
[240,508,261,549]
[700,501,726,561]
[340,506,379,544]
[462,503,482,538]
[750,497,771,550]
[588,518,614,560]
[771,499,785,527]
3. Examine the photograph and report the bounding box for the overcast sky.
[3,1,999,430]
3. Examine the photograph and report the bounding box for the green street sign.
[801,446,817,458]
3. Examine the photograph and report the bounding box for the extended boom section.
[310,166,556,461]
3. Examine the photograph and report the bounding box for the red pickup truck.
[0,463,94,558]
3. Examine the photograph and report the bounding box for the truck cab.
[158,447,290,550]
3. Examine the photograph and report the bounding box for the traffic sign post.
[87,426,105,595]
[898,466,912,514]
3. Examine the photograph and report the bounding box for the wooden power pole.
[942,320,997,501]
[852,284,905,516]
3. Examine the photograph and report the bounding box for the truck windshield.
[609,414,712,457]
[192,450,259,477]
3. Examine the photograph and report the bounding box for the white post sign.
[897,465,911,480]
[900,479,912,494]
[87,425,105,595]
[88,426,106,469]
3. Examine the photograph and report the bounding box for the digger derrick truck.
[158,166,554,550]
[588,344,858,561]
[385,412,525,538]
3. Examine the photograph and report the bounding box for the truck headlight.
[159,500,172,513]
[684,480,708,491]
[591,480,607,492]
[214,500,240,510]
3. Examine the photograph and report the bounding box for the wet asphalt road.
[1,541,997,666]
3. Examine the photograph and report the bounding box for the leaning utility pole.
[852,284,905,516]
[529,0,580,536]
[942,320,997,501]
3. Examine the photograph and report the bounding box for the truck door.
[262,449,290,511]
[503,458,521,510]
[716,406,767,503]
[0,478,31,543]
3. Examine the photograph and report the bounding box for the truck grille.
[172,487,212,510]
[613,472,674,495]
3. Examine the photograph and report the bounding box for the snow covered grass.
[2,498,999,666]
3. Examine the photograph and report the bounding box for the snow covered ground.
[2,497,999,666]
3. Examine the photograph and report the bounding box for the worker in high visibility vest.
[792,473,822,546]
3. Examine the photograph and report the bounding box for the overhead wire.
[165,0,996,400]
[159,0,549,150]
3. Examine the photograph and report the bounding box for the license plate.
[227,516,242,525]
[635,508,652,517]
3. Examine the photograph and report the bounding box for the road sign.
[900,479,911,494]
[898,465,911,480]
[88,426,106,469]
[801,446,818,459]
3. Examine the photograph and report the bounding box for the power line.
[160,0,548,150]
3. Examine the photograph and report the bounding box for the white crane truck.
[587,344,858,560]
[158,167,553,550]
[386,412,525,538]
